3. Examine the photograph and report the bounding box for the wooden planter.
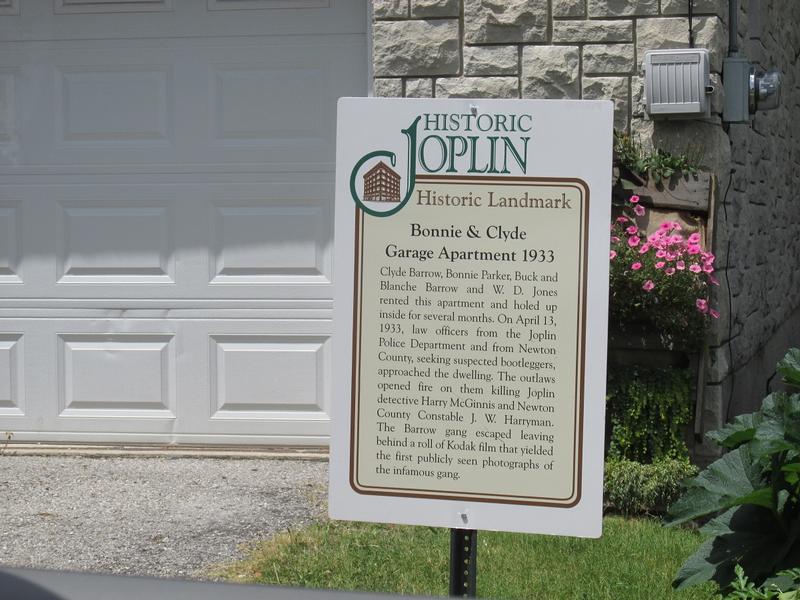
[613,171,714,214]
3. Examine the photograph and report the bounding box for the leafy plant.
[719,565,800,600]
[614,131,703,186]
[604,458,698,515]
[606,366,694,462]
[666,349,800,591]
[609,195,718,351]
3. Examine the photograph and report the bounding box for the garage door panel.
[0,333,24,417]
[0,37,363,169]
[0,200,22,283]
[57,203,175,284]
[210,334,328,418]
[2,0,365,40]
[210,198,331,285]
[58,333,176,418]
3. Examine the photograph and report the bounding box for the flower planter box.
[613,171,714,214]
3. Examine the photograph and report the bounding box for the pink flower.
[659,222,672,231]
[696,298,709,313]
[626,225,638,235]
[672,222,682,231]
[665,267,676,276]
[709,309,720,319]
[688,232,701,244]
[631,262,642,271]
[638,243,650,254]
[655,261,665,269]
[668,235,684,244]
[656,249,666,258]
[628,236,640,247]
[616,216,629,224]
[687,244,701,255]
[702,264,714,273]
[629,195,640,204]
[642,280,655,292]
[611,236,620,243]
[676,260,686,270]
[689,264,702,273]
[648,231,664,243]
[709,274,720,286]
[634,205,646,216]
[610,250,617,260]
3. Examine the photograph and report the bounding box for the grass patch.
[218,517,718,599]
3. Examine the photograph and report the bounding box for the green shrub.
[667,348,800,591]
[604,458,698,516]
[718,565,800,600]
[606,366,693,462]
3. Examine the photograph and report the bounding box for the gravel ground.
[0,455,328,579]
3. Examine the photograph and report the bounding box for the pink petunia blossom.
[689,264,702,273]
[629,195,640,204]
[702,264,714,273]
[616,216,629,223]
[708,274,720,286]
[688,232,701,244]
[676,260,686,270]
[665,267,676,276]
[642,280,655,292]
[672,222,682,231]
[638,243,650,254]
[611,236,620,243]
[656,249,666,258]
[709,309,720,319]
[659,222,672,230]
[687,244,701,255]
[655,261,666,269]
[610,250,617,260]
[633,205,646,216]
[631,262,642,271]
[628,236,640,247]
[626,225,638,235]
[696,298,709,313]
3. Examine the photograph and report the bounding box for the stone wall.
[704,0,800,438]
[370,0,800,452]
[372,0,726,132]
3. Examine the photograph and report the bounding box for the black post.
[449,528,477,598]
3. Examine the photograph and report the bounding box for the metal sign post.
[449,529,477,598]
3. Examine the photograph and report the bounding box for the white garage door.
[0,0,367,445]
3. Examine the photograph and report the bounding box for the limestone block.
[587,0,658,17]
[552,0,585,17]
[582,76,630,130]
[373,20,460,77]
[374,0,408,19]
[553,20,633,43]
[636,17,726,72]
[464,45,518,76]
[405,78,434,97]
[661,0,726,18]
[435,77,519,99]
[630,75,645,117]
[464,0,548,44]
[583,44,635,74]
[374,78,403,97]
[521,46,580,99]
[411,0,459,18]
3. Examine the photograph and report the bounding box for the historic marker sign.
[330,99,612,537]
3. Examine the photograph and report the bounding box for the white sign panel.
[330,98,612,537]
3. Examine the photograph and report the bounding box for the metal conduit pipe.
[729,0,739,55]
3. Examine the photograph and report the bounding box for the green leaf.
[751,393,800,460]
[666,446,766,526]
[673,505,790,590]
[708,412,761,448]
[778,349,800,387]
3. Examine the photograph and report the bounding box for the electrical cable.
[721,171,736,421]
[688,0,695,48]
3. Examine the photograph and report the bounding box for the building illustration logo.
[363,161,401,202]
